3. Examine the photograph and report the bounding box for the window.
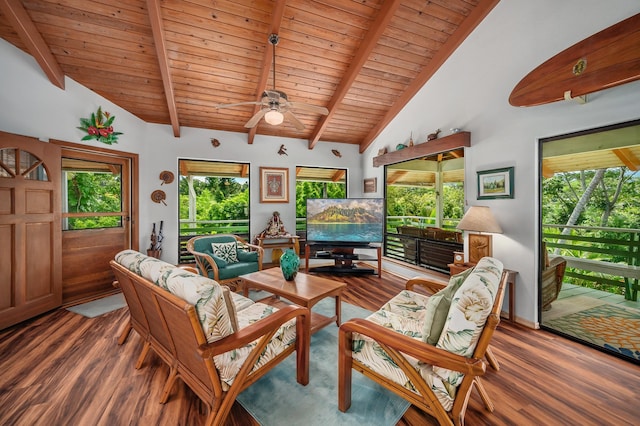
[62,158,123,230]
[178,159,250,261]
[295,166,347,233]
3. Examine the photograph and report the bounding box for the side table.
[448,263,518,323]
[257,235,300,263]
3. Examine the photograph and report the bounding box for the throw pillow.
[211,241,239,264]
[237,250,258,262]
[203,249,228,269]
[421,267,474,345]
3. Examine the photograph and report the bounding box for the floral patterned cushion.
[380,289,430,321]
[432,257,502,385]
[214,302,297,391]
[115,250,236,343]
[350,257,503,412]
[422,267,474,345]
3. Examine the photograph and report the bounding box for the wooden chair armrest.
[340,318,485,376]
[188,249,221,278]
[245,242,264,253]
[198,304,308,357]
[405,276,448,295]
[177,265,198,274]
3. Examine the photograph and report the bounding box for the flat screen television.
[306,198,385,245]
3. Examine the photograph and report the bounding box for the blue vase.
[280,249,300,281]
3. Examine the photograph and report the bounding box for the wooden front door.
[59,146,137,304]
[0,132,62,330]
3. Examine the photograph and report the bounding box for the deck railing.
[178,219,250,263]
[542,224,640,301]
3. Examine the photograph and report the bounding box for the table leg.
[335,295,342,326]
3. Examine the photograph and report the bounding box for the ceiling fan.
[215,34,329,130]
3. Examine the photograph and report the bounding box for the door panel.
[60,149,133,304]
[0,131,61,330]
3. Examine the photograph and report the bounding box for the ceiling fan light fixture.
[264,109,284,125]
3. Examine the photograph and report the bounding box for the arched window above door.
[0,148,49,181]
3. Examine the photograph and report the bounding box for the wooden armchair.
[541,256,567,311]
[187,234,264,287]
[338,258,508,426]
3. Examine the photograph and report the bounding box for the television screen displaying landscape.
[306,198,384,243]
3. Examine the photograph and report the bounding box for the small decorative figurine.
[427,129,441,141]
[396,143,407,151]
[377,147,387,155]
[408,132,414,147]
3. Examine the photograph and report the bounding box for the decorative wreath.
[77,106,122,145]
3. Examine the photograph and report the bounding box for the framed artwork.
[260,167,289,203]
[363,177,377,193]
[477,166,514,199]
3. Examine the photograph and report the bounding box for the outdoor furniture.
[542,256,567,311]
[338,257,508,426]
[110,250,309,426]
[187,234,264,287]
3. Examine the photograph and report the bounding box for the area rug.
[545,303,640,361]
[66,293,126,318]
[237,296,411,426]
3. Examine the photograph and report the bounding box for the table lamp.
[456,206,502,264]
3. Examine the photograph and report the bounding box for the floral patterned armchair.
[338,257,508,426]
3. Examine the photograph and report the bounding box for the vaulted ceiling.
[0,0,499,152]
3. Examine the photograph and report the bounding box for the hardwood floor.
[1,270,638,425]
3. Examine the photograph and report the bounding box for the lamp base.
[468,233,492,264]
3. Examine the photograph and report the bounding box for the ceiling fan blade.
[287,101,329,115]
[244,109,267,128]
[215,101,262,109]
[284,110,305,130]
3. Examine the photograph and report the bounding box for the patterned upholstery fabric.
[214,302,298,391]
[351,257,503,412]
[114,250,296,391]
[211,241,239,264]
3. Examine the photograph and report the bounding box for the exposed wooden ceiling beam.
[541,162,555,178]
[308,0,401,150]
[0,0,64,89]
[387,170,408,184]
[331,170,345,182]
[359,0,501,153]
[613,148,640,170]
[146,0,180,137]
[247,0,287,145]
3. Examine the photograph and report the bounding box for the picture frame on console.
[477,166,514,199]
[260,167,289,203]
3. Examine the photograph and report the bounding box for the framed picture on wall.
[363,177,377,193]
[260,167,289,203]
[477,166,514,199]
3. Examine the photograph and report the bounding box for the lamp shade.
[457,206,502,234]
[264,109,284,125]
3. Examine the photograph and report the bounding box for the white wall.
[1,0,639,327]
[360,0,640,326]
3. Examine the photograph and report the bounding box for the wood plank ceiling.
[0,0,500,152]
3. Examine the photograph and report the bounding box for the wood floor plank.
[0,269,638,426]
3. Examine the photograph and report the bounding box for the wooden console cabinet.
[305,243,382,277]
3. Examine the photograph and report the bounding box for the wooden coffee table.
[240,268,347,335]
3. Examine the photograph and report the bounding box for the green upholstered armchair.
[187,234,264,286]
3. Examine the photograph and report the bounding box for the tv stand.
[305,243,382,277]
